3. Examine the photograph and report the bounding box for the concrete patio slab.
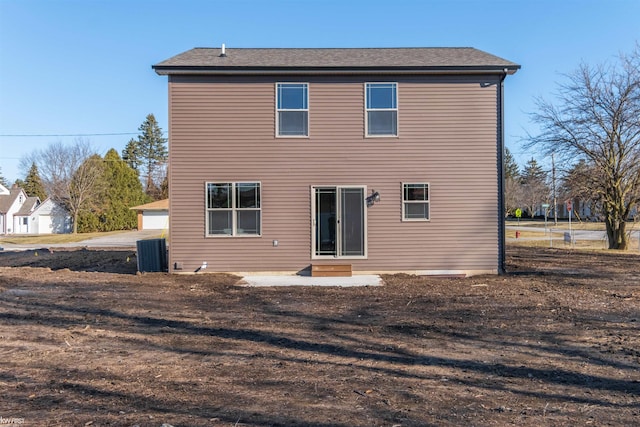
[240,274,382,287]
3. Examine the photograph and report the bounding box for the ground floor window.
[206,182,261,236]
[402,183,430,221]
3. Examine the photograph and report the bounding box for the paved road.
[0,230,164,251]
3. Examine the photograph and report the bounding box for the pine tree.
[504,148,521,217]
[159,173,169,200]
[23,163,48,201]
[126,114,168,197]
[0,166,8,187]
[504,147,520,180]
[78,149,151,232]
[521,158,547,184]
[101,149,150,231]
[520,158,549,218]
[122,138,140,173]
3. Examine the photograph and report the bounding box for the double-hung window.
[402,183,430,221]
[365,83,398,136]
[276,83,308,136]
[206,182,261,236]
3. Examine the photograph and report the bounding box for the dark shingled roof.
[0,187,22,214]
[153,47,520,75]
[15,197,40,216]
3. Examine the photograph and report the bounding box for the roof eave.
[153,65,520,76]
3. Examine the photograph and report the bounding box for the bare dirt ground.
[0,246,638,426]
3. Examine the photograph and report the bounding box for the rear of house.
[154,47,519,275]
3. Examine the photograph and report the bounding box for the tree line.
[515,44,640,250]
[4,114,167,234]
[505,149,602,222]
[3,45,639,250]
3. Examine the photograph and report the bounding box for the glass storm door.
[312,186,366,258]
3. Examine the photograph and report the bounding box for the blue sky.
[1,0,639,183]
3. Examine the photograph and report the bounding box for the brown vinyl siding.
[168,74,500,274]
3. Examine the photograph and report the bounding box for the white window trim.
[275,82,309,138]
[401,182,430,222]
[205,181,262,237]
[365,82,399,138]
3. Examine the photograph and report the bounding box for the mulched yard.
[0,245,638,426]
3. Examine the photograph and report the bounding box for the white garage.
[130,199,169,230]
[30,198,72,234]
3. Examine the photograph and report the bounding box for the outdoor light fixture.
[366,190,381,207]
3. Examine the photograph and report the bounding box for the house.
[0,183,72,235]
[13,195,40,234]
[0,183,36,234]
[130,199,169,230]
[153,46,520,275]
[30,198,73,234]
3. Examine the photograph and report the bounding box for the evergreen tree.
[23,163,48,201]
[101,149,150,231]
[521,158,547,184]
[504,148,521,217]
[504,147,520,180]
[0,166,8,187]
[159,173,169,200]
[520,158,549,218]
[122,138,140,173]
[125,114,168,197]
[77,149,150,232]
[14,179,25,188]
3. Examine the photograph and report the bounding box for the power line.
[0,132,141,137]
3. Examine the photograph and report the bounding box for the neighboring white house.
[0,183,71,235]
[30,198,72,234]
[14,196,40,234]
[130,199,169,230]
[0,183,32,235]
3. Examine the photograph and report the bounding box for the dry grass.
[509,235,640,253]
[505,229,563,239]
[506,220,607,230]
[507,219,640,232]
[0,230,130,245]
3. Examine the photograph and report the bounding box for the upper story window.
[402,183,430,221]
[365,83,398,136]
[276,83,308,137]
[206,182,261,236]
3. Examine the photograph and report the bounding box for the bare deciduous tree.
[528,46,640,249]
[67,154,106,233]
[21,138,104,233]
[559,159,603,220]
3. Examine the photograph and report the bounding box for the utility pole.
[552,152,557,226]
